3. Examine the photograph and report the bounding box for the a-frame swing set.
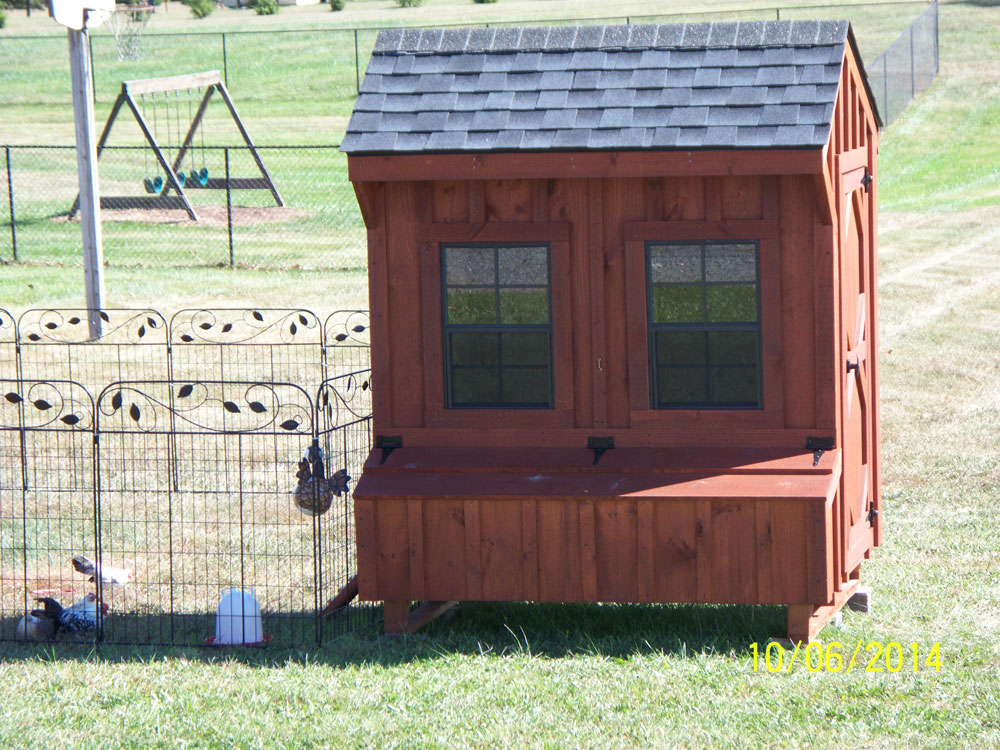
[69,70,283,222]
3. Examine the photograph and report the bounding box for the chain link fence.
[0,1,938,269]
[1,145,364,269]
[866,1,938,126]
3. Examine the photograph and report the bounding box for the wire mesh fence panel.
[17,309,170,397]
[316,371,373,640]
[0,310,15,381]
[168,308,326,392]
[0,310,376,647]
[97,380,320,647]
[0,379,98,644]
[324,310,370,379]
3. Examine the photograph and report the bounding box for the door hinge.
[375,435,402,465]
[805,436,835,467]
[587,436,614,465]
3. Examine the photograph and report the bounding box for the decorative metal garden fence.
[0,307,374,647]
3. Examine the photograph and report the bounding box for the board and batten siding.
[361,171,828,448]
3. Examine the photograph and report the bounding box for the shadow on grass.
[0,601,784,667]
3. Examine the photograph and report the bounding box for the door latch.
[861,168,873,193]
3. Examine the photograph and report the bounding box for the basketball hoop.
[107,3,153,61]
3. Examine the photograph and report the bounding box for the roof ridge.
[372,20,850,56]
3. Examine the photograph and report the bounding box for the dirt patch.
[54,204,311,229]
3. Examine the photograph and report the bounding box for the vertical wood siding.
[358,496,830,606]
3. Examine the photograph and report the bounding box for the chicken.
[32,593,108,634]
[71,555,133,586]
[15,613,55,640]
[292,444,350,516]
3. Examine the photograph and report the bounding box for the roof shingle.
[343,19,850,154]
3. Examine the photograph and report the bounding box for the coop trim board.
[348,149,827,183]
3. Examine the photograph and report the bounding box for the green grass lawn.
[1,1,999,747]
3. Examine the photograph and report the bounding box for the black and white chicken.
[72,555,133,586]
[32,593,107,634]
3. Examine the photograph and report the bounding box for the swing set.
[69,70,283,222]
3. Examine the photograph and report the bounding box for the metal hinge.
[587,436,614,465]
[861,168,874,193]
[375,435,402,465]
[805,436,835,467]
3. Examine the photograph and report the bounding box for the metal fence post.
[222,33,229,88]
[910,24,915,99]
[883,54,889,125]
[934,0,939,76]
[5,146,16,262]
[225,147,234,268]
[354,29,360,96]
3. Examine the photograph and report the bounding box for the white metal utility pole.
[67,24,105,340]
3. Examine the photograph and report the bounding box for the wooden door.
[840,169,876,574]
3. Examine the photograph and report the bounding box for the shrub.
[0,9,6,28]
[187,0,214,18]
[396,0,423,7]
[253,0,279,14]
[329,0,344,11]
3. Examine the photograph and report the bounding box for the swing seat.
[177,172,186,187]
[197,167,209,186]
[143,177,157,194]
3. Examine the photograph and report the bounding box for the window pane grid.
[443,244,553,409]
[647,241,762,409]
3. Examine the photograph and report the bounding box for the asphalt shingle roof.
[341,20,849,154]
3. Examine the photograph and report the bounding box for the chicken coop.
[342,19,883,642]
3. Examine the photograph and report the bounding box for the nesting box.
[343,19,882,642]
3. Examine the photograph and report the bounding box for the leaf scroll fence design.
[0,308,374,647]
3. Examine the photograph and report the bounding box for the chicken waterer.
[208,588,268,646]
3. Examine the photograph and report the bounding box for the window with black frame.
[647,241,762,408]
[442,244,552,408]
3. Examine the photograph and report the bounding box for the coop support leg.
[383,600,410,634]
[786,579,859,644]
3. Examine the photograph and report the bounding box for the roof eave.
[846,23,884,130]
[346,147,829,182]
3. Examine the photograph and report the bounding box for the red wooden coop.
[340,19,883,642]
